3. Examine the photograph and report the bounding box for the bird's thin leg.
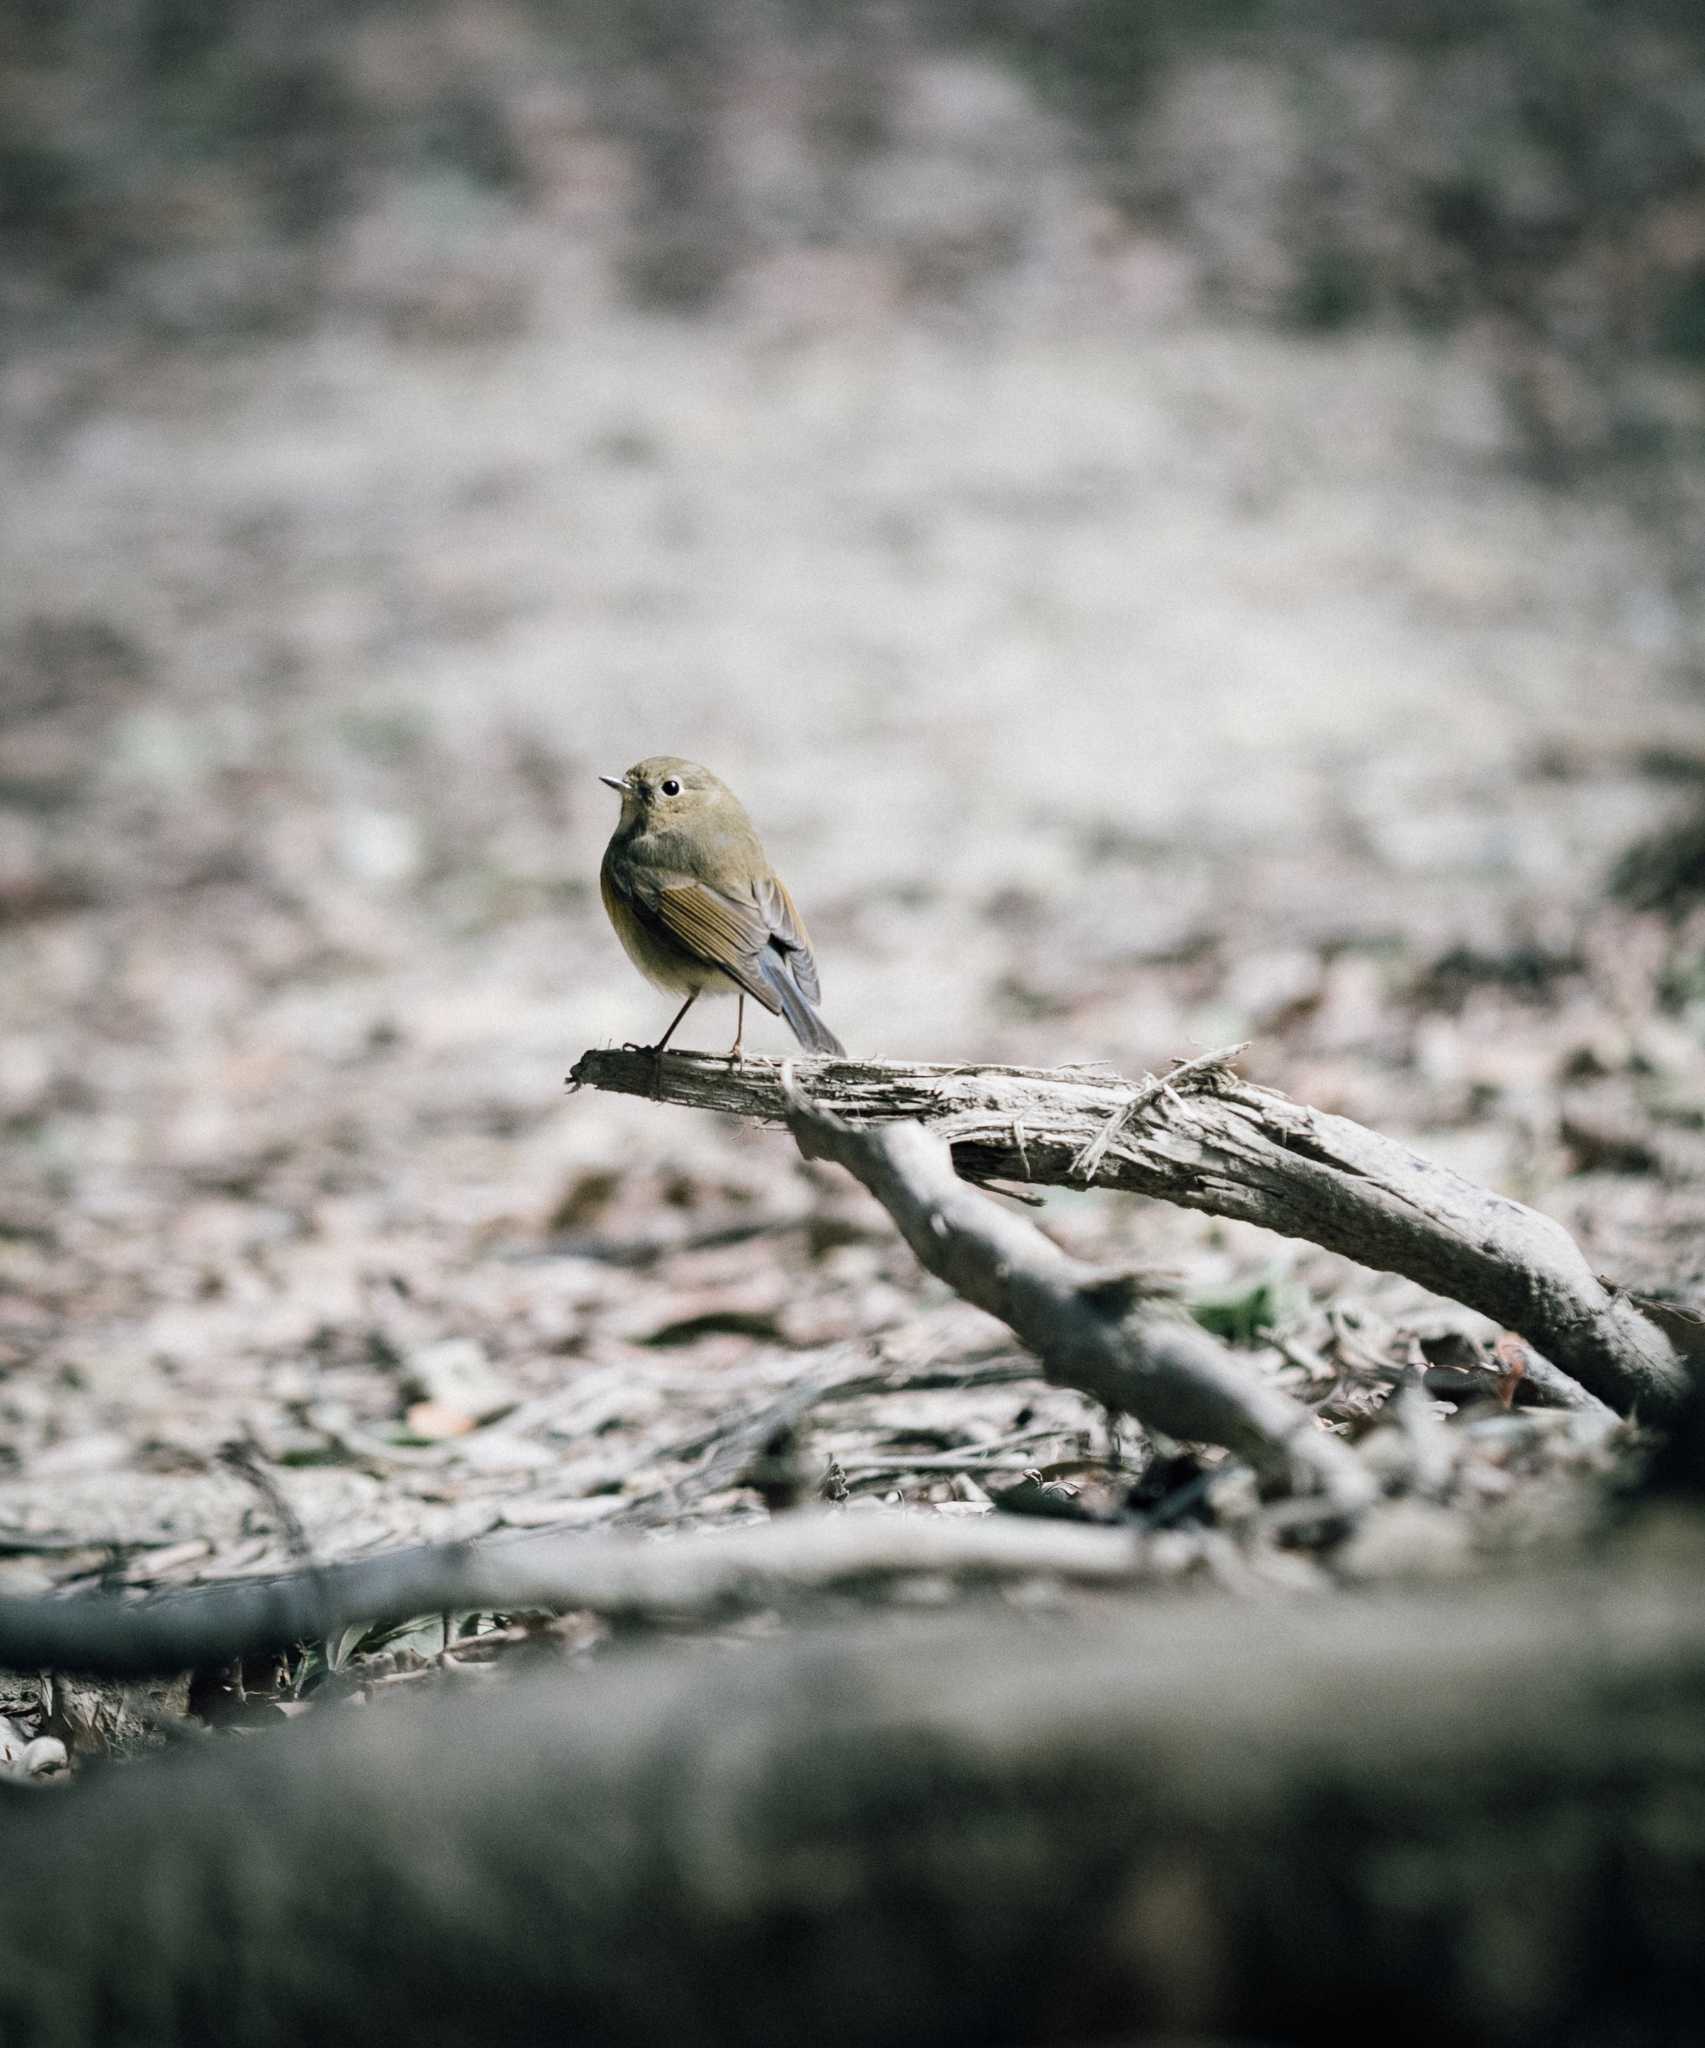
[725,994,745,1066]
[652,993,696,1057]
[622,991,695,1056]
[627,993,697,1093]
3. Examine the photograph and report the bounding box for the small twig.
[824,1358,1040,1400]
[960,1177,1047,1207]
[1011,1118,1032,1181]
[609,1346,867,1528]
[1069,1042,1250,1182]
[865,1424,1086,1462]
[218,1439,317,1565]
[0,1514,1149,1678]
[834,1456,1093,1479]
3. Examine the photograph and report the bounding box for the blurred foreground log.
[570,1048,1680,1419]
[4,1517,1702,2048]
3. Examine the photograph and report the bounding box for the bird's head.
[600,757,738,833]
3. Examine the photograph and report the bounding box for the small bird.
[599,756,846,1063]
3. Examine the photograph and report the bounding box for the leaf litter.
[2,194,1703,1770]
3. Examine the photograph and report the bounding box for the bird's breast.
[600,858,737,996]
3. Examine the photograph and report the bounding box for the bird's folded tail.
[761,955,846,1057]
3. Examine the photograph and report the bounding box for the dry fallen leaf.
[1493,1333,1529,1411]
[404,1400,476,1441]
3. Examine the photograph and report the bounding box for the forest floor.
[2,94,1704,1746]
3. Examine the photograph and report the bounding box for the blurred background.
[2,1,1703,1558]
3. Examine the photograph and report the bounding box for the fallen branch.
[3,1521,1702,2046]
[569,1048,1679,1419]
[775,1068,1375,1513]
[0,1512,1144,1679]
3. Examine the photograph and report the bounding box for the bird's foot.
[620,1041,669,1095]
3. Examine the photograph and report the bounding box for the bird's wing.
[753,872,821,1004]
[613,868,788,1015]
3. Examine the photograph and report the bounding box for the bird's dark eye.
[660,777,681,797]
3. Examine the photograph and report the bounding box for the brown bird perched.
[599,756,846,1062]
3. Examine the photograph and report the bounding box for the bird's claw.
[619,1040,669,1096]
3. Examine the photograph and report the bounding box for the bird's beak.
[599,774,632,795]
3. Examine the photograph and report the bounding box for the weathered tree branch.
[2,1520,1701,2047]
[569,1048,1681,1419]
[767,1066,1374,1511]
[0,1513,1145,1680]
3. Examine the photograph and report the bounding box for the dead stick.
[776,1065,1375,1513]
[569,1048,1675,1419]
[0,1514,1148,1680]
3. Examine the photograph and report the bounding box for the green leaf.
[1188,1269,1306,1345]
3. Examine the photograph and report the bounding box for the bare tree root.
[569,1047,1681,1419]
[2,1519,1701,2048]
[0,1513,1147,1680]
